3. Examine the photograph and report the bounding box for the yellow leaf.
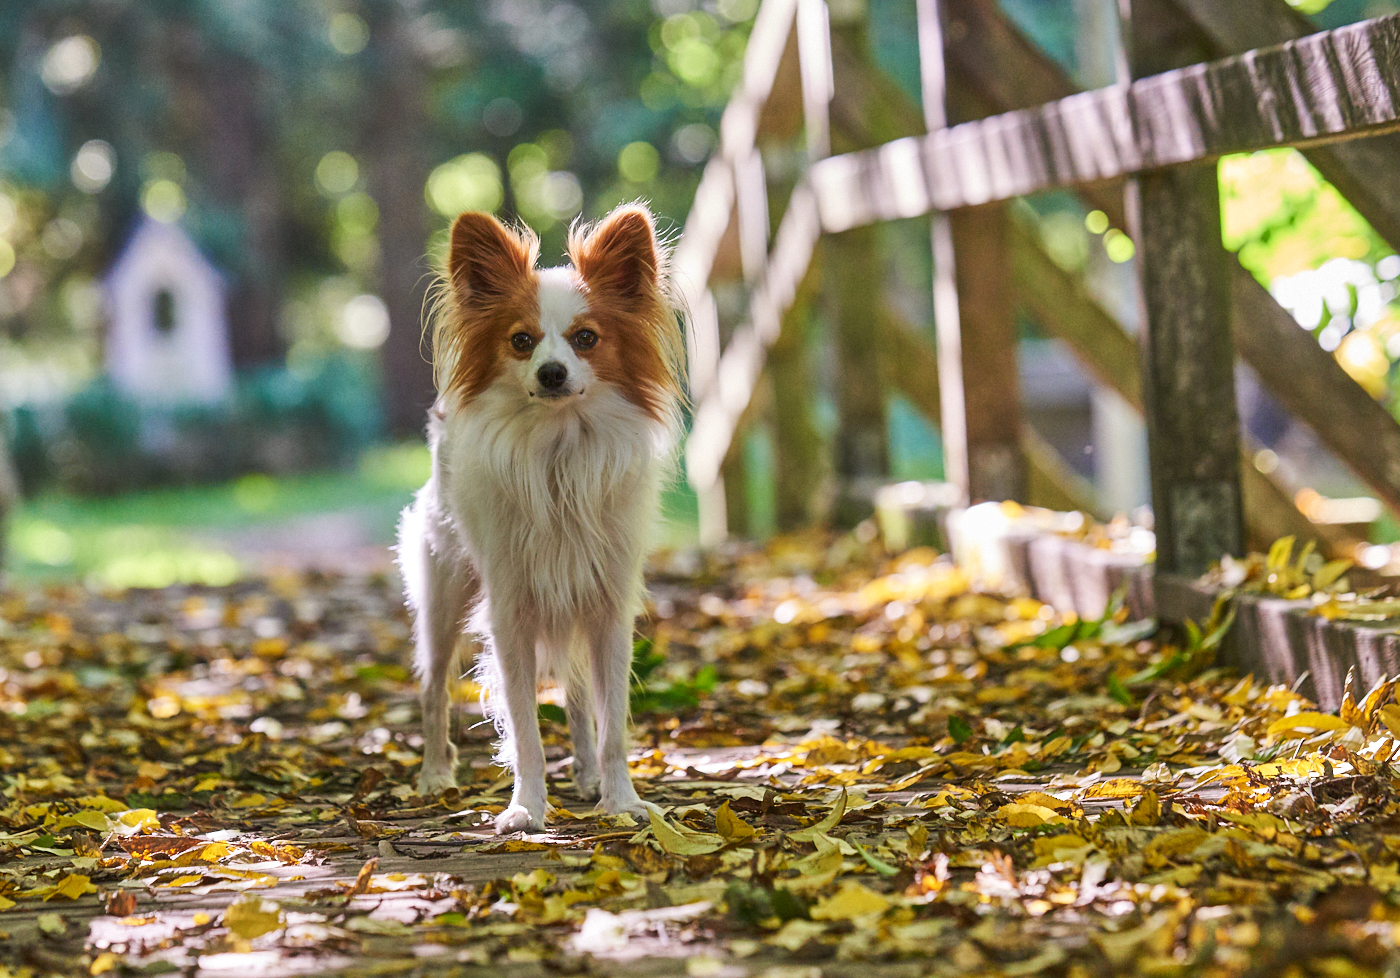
[511,869,555,892]
[1079,779,1147,800]
[871,762,945,792]
[647,808,723,856]
[1144,828,1209,866]
[48,874,97,901]
[197,842,234,862]
[788,790,848,843]
[1033,834,1090,858]
[160,875,202,887]
[136,761,169,781]
[0,895,15,911]
[715,801,756,843]
[1129,791,1162,826]
[1015,791,1073,813]
[52,811,112,833]
[113,810,159,837]
[1313,559,1353,592]
[1379,704,1400,737]
[1266,712,1350,737]
[223,896,283,939]
[1267,536,1295,572]
[810,881,891,920]
[90,952,120,975]
[1370,863,1400,892]
[1340,668,1363,728]
[997,803,1067,828]
[778,847,844,893]
[75,796,128,813]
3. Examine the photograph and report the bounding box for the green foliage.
[9,355,380,495]
[0,1,757,409]
[630,636,717,715]
[724,881,808,926]
[1220,149,1388,280]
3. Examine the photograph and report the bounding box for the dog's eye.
[510,332,535,353]
[572,328,598,350]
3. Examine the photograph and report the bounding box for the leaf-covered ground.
[3,534,1400,977]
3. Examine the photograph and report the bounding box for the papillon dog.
[398,203,683,833]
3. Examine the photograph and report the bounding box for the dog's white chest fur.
[435,387,662,630]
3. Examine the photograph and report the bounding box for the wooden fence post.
[768,261,825,530]
[1122,0,1244,575]
[826,227,888,525]
[917,0,1025,506]
[826,11,889,526]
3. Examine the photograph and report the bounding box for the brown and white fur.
[397,204,683,834]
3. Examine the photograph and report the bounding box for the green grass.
[4,442,701,588]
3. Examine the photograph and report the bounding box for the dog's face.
[435,204,682,425]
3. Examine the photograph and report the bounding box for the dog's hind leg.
[589,616,647,818]
[564,662,599,801]
[399,494,475,796]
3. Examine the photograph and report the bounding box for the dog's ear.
[570,205,659,300]
[448,212,534,303]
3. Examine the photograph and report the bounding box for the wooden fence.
[677,0,1400,584]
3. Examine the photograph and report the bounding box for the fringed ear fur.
[569,205,660,300]
[448,211,537,304]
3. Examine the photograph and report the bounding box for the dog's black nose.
[537,361,568,391]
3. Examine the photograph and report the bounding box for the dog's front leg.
[492,614,548,834]
[590,616,647,818]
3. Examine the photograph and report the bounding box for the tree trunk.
[365,1,435,437]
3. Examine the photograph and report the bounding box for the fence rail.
[679,0,1400,577]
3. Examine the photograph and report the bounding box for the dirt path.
[2,537,1397,976]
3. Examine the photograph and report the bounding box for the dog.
[397,203,684,834]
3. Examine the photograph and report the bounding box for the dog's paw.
[495,804,545,835]
[418,768,458,796]
[599,788,650,821]
[571,768,601,801]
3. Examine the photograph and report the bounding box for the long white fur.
[398,266,673,834]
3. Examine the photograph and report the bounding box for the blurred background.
[0,0,1397,588]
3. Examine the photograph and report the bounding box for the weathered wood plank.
[955,2,1400,537]
[1124,0,1243,576]
[678,0,802,420]
[916,0,1026,504]
[875,307,1099,517]
[685,182,822,496]
[768,264,825,531]
[1131,201,1241,566]
[828,225,890,525]
[811,12,1400,232]
[1008,214,1353,556]
[951,202,1024,502]
[1172,0,1400,259]
[1008,220,1143,410]
[1232,271,1400,516]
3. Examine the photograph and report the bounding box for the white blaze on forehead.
[536,267,586,337]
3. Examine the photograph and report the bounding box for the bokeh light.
[426,153,503,217]
[71,140,115,193]
[41,35,100,94]
[315,151,360,196]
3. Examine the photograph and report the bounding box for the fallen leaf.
[223,896,283,939]
[810,881,891,920]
